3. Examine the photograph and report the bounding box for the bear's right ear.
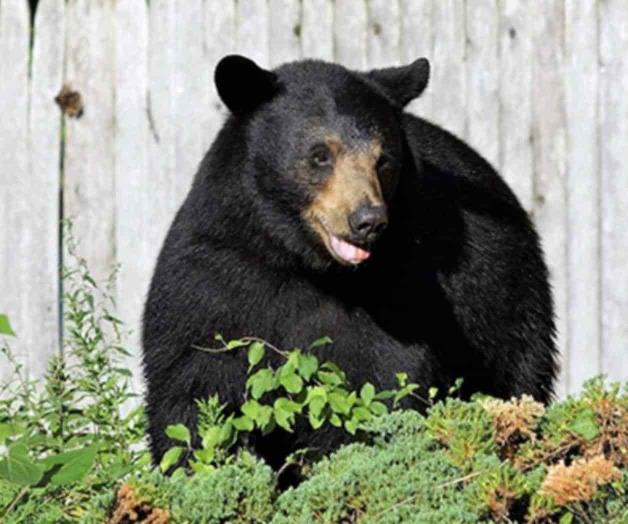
[366,58,430,108]
[214,55,279,115]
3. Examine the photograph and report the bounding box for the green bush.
[0,234,626,523]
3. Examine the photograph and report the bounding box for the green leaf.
[360,383,375,406]
[308,411,325,430]
[0,314,15,337]
[0,423,22,445]
[352,406,371,422]
[42,445,98,486]
[308,336,332,350]
[568,409,599,440]
[369,401,388,416]
[256,405,274,428]
[329,413,342,427]
[318,371,343,386]
[287,350,301,369]
[428,387,439,399]
[165,423,191,445]
[274,397,301,414]
[396,372,408,387]
[201,427,223,449]
[247,341,265,369]
[241,400,273,428]
[298,354,319,380]
[274,407,294,432]
[193,447,215,464]
[241,400,261,421]
[232,416,254,432]
[226,339,249,350]
[219,422,235,447]
[374,390,396,400]
[559,512,574,524]
[345,418,359,435]
[328,392,351,415]
[190,462,214,475]
[309,396,326,417]
[246,368,275,399]
[0,444,43,485]
[280,371,304,394]
[160,446,183,472]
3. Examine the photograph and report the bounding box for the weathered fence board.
[236,0,270,66]
[64,0,116,286]
[301,0,334,61]
[599,0,628,384]
[203,0,236,149]
[367,0,400,68]
[399,0,433,118]
[269,0,302,67]
[334,0,368,70]
[499,0,534,213]
[0,0,32,381]
[1,0,627,395]
[147,0,179,230]
[430,0,466,138]
[565,0,601,392]
[530,0,569,397]
[26,0,65,379]
[114,0,151,395]
[173,0,207,205]
[465,0,499,168]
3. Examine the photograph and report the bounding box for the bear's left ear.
[366,58,430,108]
[215,55,279,115]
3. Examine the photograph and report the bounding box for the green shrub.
[0,227,148,523]
[0,233,626,523]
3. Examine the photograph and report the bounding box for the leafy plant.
[0,225,147,521]
[161,334,427,475]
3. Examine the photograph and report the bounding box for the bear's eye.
[309,146,333,168]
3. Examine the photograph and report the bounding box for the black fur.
[142,57,557,469]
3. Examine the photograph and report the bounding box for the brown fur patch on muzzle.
[303,137,384,250]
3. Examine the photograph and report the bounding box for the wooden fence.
[1,0,626,399]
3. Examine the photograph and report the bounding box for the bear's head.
[214,55,429,270]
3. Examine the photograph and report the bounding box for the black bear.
[142,55,557,468]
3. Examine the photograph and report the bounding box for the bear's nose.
[348,204,388,243]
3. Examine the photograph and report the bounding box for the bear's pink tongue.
[330,235,370,264]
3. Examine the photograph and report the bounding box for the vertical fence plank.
[64,0,116,285]
[236,0,269,66]
[367,0,400,68]
[173,0,207,205]
[499,1,534,213]
[147,0,178,240]
[268,0,301,67]
[301,0,333,61]
[530,0,568,397]
[25,0,65,379]
[204,0,236,145]
[0,0,32,381]
[334,0,368,69]
[565,0,600,393]
[399,0,433,118]
[465,0,499,168]
[430,0,466,137]
[599,0,628,383]
[114,0,150,397]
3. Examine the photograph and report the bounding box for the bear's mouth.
[329,234,370,265]
[312,219,370,265]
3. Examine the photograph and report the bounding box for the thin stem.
[1,485,29,521]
